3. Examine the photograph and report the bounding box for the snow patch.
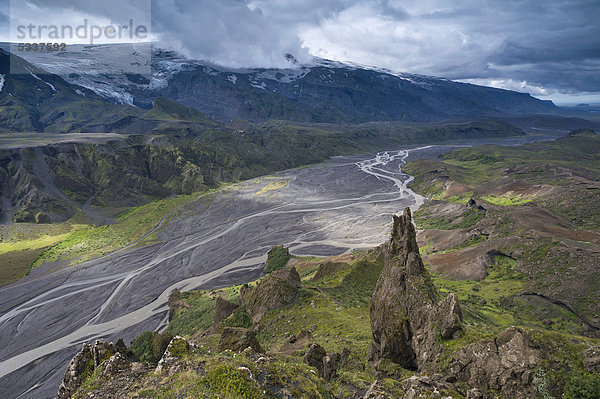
[69,76,134,104]
[250,81,266,90]
[25,66,58,92]
[44,81,57,92]
[227,75,238,85]
[255,68,310,83]
[0,74,5,92]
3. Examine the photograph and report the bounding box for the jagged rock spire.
[388,208,420,263]
[368,207,462,370]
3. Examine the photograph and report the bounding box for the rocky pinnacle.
[368,207,462,370]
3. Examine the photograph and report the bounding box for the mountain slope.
[14,44,559,124]
[0,49,146,132]
[158,61,558,123]
[404,129,600,333]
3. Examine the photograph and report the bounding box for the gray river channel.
[0,132,565,398]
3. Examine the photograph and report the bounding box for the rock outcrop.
[368,208,462,370]
[400,374,463,399]
[583,346,600,373]
[303,343,327,375]
[447,326,541,399]
[264,245,291,273]
[57,340,136,399]
[213,296,239,326]
[240,266,301,324]
[218,327,264,353]
[155,336,192,374]
[303,343,343,381]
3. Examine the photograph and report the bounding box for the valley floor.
[60,130,600,399]
[1,130,598,398]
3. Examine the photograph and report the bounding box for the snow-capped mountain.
[3,43,557,124]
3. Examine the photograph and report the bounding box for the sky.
[1,0,599,104]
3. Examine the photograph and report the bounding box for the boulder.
[322,352,342,381]
[400,374,461,399]
[155,336,191,374]
[240,266,301,324]
[368,208,462,370]
[218,327,264,353]
[287,328,312,344]
[447,327,541,399]
[466,198,486,212]
[213,296,239,326]
[303,343,342,381]
[583,346,600,373]
[303,343,327,376]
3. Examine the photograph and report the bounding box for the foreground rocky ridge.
[57,206,600,398]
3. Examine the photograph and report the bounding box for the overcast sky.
[2,0,599,104]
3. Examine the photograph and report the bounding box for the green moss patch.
[264,246,291,274]
[167,292,217,337]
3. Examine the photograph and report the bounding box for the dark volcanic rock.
[303,343,342,381]
[218,327,264,353]
[437,293,463,339]
[368,208,462,370]
[213,296,239,326]
[240,266,301,324]
[322,352,342,381]
[466,198,486,212]
[303,343,327,376]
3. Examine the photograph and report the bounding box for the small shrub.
[563,371,600,399]
[221,306,253,329]
[130,331,172,364]
[168,337,188,358]
[533,370,552,399]
[202,365,265,399]
[166,293,216,336]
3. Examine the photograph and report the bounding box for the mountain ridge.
[2,44,559,126]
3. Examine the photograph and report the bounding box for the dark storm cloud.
[301,0,600,97]
[3,0,599,98]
